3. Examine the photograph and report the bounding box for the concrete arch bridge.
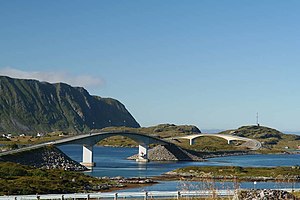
[51,131,170,167]
[175,134,261,150]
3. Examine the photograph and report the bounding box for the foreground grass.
[0,162,116,195]
[293,191,300,198]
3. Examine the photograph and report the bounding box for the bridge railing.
[0,189,298,200]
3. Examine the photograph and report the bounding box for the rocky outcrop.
[127,144,205,161]
[233,189,298,200]
[0,145,86,171]
[127,144,250,161]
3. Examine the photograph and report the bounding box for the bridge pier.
[227,140,231,144]
[136,144,149,162]
[189,139,195,145]
[80,145,95,169]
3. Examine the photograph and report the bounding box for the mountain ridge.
[0,76,140,134]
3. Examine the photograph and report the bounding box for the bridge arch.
[179,134,251,145]
[177,134,261,150]
[54,131,170,168]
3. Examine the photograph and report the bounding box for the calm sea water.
[58,145,300,191]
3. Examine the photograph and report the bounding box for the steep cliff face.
[0,76,140,134]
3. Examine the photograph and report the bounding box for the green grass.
[171,166,300,181]
[98,135,138,147]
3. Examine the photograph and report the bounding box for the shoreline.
[95,177,158,192]
[152,174,300,183]
[154,165,300,184]
[99,163,300,192]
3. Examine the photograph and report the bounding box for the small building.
[37,132,42,137]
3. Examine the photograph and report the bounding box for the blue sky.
[1,0,300,132]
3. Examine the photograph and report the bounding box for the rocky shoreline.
[128,144,204,161]
[233,189,298,200]
[95,176,157,191]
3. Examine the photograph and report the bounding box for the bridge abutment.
[80,145,95,169]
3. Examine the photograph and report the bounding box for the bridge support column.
[227,140,231,144]
[189,139,195,145]
[136,144,149,162]
[80,145,95,169]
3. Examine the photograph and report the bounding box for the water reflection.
[137,162,148,171]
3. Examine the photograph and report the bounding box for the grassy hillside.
[101,123,201,137]
[98,124,201,147]
[0,76,140,135]
[220,125,300,152]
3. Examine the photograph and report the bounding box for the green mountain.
[0,76,140,134]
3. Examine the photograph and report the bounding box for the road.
[0,133,93,157]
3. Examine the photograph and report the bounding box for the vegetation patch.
[0,162,116,195]
[166,166,300,182]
